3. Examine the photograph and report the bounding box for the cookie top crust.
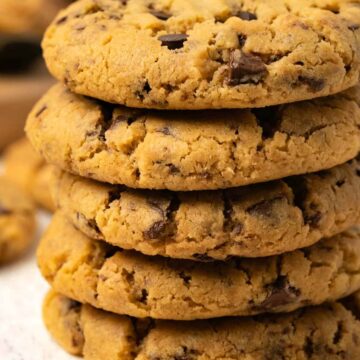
[26,83,360,191]
[42,0,360,109]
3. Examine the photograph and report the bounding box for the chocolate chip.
[168,164,180,174]
[228,50,267,85]
[304,337,314,357]
[247,196,285,217]
[157,127,171,135]
[143,221,166,239]
[0,205,12,216]
[142,81,151,94]
[236,11,257,21]
[35,105,47,117]
[179,271,192,286]
[87,219,101,234]
[159,34,188,50]
[139,289,148,304]
[114,110,143,127]
[238,34,247,47]
[298,76,325,92]
[150,10,171,20]
[304,211,322,227]
[66,299,81,312]
[348,24,360,31]
[56,16,68,25]
[261,276,300,309]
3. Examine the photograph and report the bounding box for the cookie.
[4,138,55,211]
[26,84,360,191]
[53,159,360,260]
[43,290,360,360]
[0,0,73,35]
[42,0,360,110]
[37,213,360,320]
[0,178,36,264]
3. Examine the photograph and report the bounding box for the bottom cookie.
[0,177,36,264]
[43,290,360,360]
[4,137,54,211]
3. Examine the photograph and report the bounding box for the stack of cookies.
[26,1,360,358]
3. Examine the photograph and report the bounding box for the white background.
[0,165,75,359]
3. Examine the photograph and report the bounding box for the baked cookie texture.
[43,290,360,360]
[4,138,55,211]
[26,84,360,191]
[0,178,36,264]
[0,0,73,35]
[37,213,360,320]
[53,159,360,260]
[42,0,360,109]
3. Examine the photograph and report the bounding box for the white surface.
[0,164,75,359]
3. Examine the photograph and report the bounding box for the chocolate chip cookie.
[37,213,360,320]
[26,84,360,191]
[0,177,36,264]
[42,0,360,109]
[53,159,360,260]
[43,290,360,359]
[5,138,55,211]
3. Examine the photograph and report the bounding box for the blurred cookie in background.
[0,1,72,150]
[0,0,73,35]
[4,138,55,212]
[0,177,36,264]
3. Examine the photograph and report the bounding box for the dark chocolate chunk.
[261,276,300,309]
[66,299,81,312]
[143,220,167,239]
[139,289,148,304]
[168,164,180,174]
[228,50,267,85]
[238,34,247,47]
[159,34,189,50]
[150,10,171,20]
[298,76,325,92]
[158,127,171,135]
[304,211,322,227]
[56,16,68,25]
[179,271,192,286]
[247,196,285,217]
[236,11,257,21]
[0,205,12,216]
[35,105,47,118]
[348,24,360,31]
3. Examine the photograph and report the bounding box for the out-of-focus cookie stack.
[26,1,360,358]
[0,0,73,149]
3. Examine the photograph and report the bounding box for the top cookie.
[42,0,360,109]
